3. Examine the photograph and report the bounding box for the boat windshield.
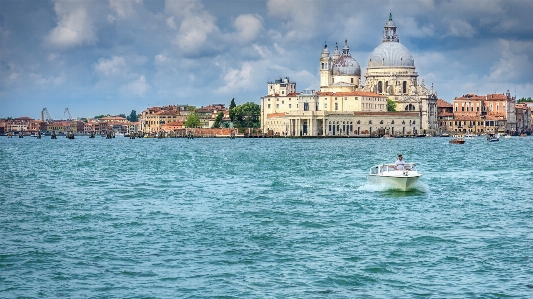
[381,163,416,171]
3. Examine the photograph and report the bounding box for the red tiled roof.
[437,99,453,107]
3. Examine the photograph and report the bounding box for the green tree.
[212,112,224,128]
[518,97,533,103]
[94,115,106,119]
[187,106,196,111]
[387,99,397,112]
[229,98,237,122]
[232,102,261,128]
[184,112,201,128]
[127,110,138,122]
[118,113,127,119]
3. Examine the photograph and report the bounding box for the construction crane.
[64,108,72,121]
[42,108,53,123]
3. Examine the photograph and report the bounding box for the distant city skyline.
[1,0,532,119]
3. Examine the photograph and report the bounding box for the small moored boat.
[449,137,465,144]
[367,163,422,191]
[487,134,499,142]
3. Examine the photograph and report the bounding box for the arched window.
[403,81,407,93]
[380,120,384,124]
[405,104,415,111]
[378,81,383,93]
[391,120,395,124]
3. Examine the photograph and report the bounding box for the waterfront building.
[260,14,438,136]
[437,99,454,134]
[139,105,189,133]
[450,92,517,135]
[515,103,532,135]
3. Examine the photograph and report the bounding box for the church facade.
[260,14,439,137]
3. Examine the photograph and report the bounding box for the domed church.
[261,13,439,136]
[363,13,438,133]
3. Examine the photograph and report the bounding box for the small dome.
[333,55,361,76]
[322,43,330,54]
[368,42,414,67]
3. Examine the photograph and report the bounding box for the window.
[304,103,309,111]
[282,91,285,95]
[378,81,383,93]
[335,103,338,110]
[276,104,279,108]
[282,101,284,104]
[268,104,271,108]
[289,104,291,108]
[403,81,407,93]
[351,78,354,83]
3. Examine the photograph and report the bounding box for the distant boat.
[449,137,465,144]
[487,134,499,142]
[440,133,450,137]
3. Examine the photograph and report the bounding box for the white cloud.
[486,39,533,81]
[215,62,253,94]
[122,75,150,97]
[109,0,142,19]
[165,0,219,55]
[166,16,177,29]
[233,14,263,43]
[446,19,476,38]
[29,72,65,86]
[267,0,321,40]
[95,56,126,76]
[46,1,98,48]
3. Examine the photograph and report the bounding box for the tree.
[229,98,236,122]
[183,112,201,128]
[387,99,397,112]
[187,106,196,111]
[94,115,106,119]
[232,102,261,128]
[212,112,224,128]
[518,97,533,103]
[118,113,127,119]
[127,110,138,122]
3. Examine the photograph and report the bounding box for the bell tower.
[320,43,332,89]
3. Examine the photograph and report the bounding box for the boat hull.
[367,174,421,191]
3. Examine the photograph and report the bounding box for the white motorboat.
[367,163,422,191]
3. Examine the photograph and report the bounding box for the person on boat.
[395,154,405,170]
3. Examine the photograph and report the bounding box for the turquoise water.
[1,136,532,298]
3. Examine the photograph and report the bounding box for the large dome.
[368,42,414,67]
[333,55,361,76]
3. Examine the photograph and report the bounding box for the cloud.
[165,0,219,55]
[166,16,177,29]
[233,14,263,43]
[95,56,126,76]
[446,19,477,38]
[267,0,321,40]
[122,75,150,97]
[46,1,98,48]
[109,0,142,19]
[215,62,253,94]
[486,39,533,81]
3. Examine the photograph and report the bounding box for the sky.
[1,0,533,119]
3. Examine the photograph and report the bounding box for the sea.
[1,135,532,298]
